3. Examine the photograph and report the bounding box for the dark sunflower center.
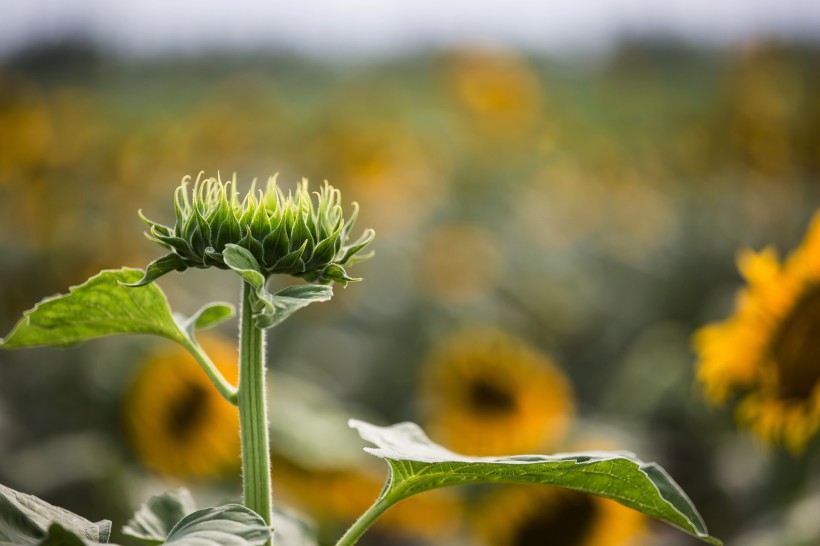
[468,378,516,414]
[512,490,597,546]
[771,284,820,401]
[166,383,209,438]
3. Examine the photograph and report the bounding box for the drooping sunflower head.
[472,485,646,546]
[139,173,374,285]
[124,336,240,478]
[421,328,574,456]
[694,211,820,452]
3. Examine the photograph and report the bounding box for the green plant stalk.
[237,281,272,535]
[179,336,238,405]
[334,496,394,546]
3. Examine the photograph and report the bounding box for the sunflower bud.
[134,173,374,286]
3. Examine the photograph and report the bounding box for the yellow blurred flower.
[273,455,462,540]
[316,119,444,236]
[0,76,52,179]
[694,211,820,452]
[443,46,543,141]
[124,336,240,478]
[421,328,573,456]
[471,485,646,546]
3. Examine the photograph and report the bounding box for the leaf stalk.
[333,496,394,546]
[179,336,238,405]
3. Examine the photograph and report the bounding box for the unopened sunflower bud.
[132,173,374,286]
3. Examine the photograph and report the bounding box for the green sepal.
[262,221,290,267]
[122,253,188,287]
[349,420,722,546]
[338,229,375,265]
[319,264,360,286]
[274,240,308,274]
[305,224,343,271]
[290,214,315,258]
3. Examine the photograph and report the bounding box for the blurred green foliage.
[1,39,819,546]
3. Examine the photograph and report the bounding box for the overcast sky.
[2,0,820,59]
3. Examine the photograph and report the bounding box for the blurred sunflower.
[443,46,543,142]
[694,212,820,451]
[421,328,573,456]
[472,485,646,546]
[124,336,240,478]
[273,455,462,540]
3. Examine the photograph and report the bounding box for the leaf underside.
[163,505,270,546]
[349,420,721,546]
[123,488,315,546]
[0,483,111,546]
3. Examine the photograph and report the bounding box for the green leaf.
[164,505,269,546]
[0,269,186,349]
[349,420,722,546]
[338,229,375,265]
[0,483,111,546]
[183,303,235,336]
[122,254,188,287]
[223,242,332,328]
[123,489,197,546]
[254,285,333,330]
[39,524,112,546]
[222,244,266,290]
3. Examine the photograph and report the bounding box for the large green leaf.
[0,269,186,348]
[0,483,111,546]
[123,489,197,546]
[163,505,269,546]
[349,420,721,545]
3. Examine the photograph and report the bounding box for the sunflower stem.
[237,281,272,536]
[334,495,394,546]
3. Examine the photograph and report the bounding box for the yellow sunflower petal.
[695,212,820,451]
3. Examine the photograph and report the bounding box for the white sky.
[2,0,819,58]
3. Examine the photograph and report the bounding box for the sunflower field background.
[1,37,820,546]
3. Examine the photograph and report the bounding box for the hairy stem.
[334,496,394,546]
[237,281,272,533]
